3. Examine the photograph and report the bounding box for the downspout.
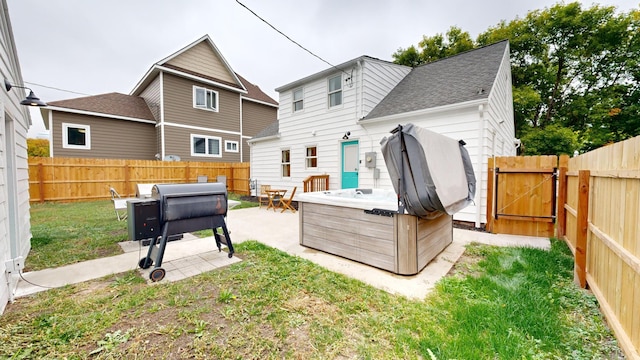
[48,109,53,157]
[476,104,485,228]
[239,96,243,162]
[160,72,166,159]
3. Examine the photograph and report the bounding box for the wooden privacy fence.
[556,136,640,360]
[28,157,251,202]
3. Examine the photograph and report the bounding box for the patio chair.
[110,187,136,221]
[278,186,297,213]
[258,184,271,208]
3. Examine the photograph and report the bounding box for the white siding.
[1,0,33,314]
[252,47,515,227]
[361,60,411,117]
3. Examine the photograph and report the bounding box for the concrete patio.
[15,207,550,300]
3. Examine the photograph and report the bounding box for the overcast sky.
[6,0,639,138]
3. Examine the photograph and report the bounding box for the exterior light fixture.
[342,131,350,140]
[4,79,47,106]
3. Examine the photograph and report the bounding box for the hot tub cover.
[380,123,476,218]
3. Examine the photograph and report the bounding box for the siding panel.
[166,41,236,84]
[52,112,157,159]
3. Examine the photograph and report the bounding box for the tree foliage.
[27,138,49,157]
[520,125,579,156]
[392,2,640,155]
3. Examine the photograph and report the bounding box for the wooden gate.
[486,156,566,237]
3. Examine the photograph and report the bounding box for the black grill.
[131,182,235,282]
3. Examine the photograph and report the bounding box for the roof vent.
[477,87,485,95]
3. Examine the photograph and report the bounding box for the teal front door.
[341,140,359,189]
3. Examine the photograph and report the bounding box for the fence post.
[557,166,568,238]
[124,164,131,196]
[38,162,45,203]
[574,170,590,288]
[486,157,495,232]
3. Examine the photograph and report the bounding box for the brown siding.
[163,124,241,163]
[165,41,236,84]
[52,111,156,159]
[162,73,240,132]
[242,99,277,136]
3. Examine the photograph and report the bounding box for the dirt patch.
[445,249,484,278]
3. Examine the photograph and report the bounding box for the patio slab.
[14,207,550,300]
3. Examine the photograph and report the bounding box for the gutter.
[359,98,487,124]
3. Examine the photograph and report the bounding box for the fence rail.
[28,157,250,202]
[557,136,640,360]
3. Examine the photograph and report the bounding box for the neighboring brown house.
[41,35,278,162]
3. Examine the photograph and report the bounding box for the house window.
[305,146,317,168]
[62,123,90,149]
[281,149,291,177]
[191,134,222,157]
[328,74,342,107]
[225,140,239,153]
[193,86,219,111]
[292,88,304,112]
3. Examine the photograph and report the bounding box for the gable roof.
[236,73,278,106]
[364,40,509,120]
[131,34,247,96]
[44,92,156,121]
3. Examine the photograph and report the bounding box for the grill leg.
[154,222,171,268]
[213,224,234,258]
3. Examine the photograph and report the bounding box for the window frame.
[327,74,343,108]
[225,140,239,153]
[191,134,222,158]
[292,87,304,112]
[281,148,291,178]
[193,86,219,112]
[62,122,91,150]
[305,145,318,169]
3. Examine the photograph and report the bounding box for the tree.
[392,3,640,153]
[27,138,49,157]
[520,125,579,156]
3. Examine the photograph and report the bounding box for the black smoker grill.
[128,182,234,282]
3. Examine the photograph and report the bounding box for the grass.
[26,194,257,271]
[4,200,622,358]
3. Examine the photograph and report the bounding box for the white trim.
[193,85,219,112]
[190,133,222,158]
[239,96,243,161]
[225,140,239,153]
[48,109,54,157]
[162,121,241,136]
[62,122,91,150]
[45,106,156,124]
[158,65,247,94]
[160,72,166,159]
[358,98,487,124]
[240,96,278,108]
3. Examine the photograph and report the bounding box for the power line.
[235,0,350,77]
[24,81,92,96]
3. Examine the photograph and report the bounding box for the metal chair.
[109,187,135,221]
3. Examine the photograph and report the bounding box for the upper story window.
[292,88,304,112]
[328,74,342,107]
[191,134,222,157]
[62,123,91,150]
[193,86,219,112]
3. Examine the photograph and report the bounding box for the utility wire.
[235,0,350,77]
[24,81,92,96]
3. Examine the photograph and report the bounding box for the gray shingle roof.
[47,92,156,120]
[253,121,279,139]
[364,40,508,120]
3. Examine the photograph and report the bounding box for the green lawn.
[4,199,622,358]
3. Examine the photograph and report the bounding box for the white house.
[249,40,516,227]
[1,0,34,314]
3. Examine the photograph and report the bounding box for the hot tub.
[296,189,452,275]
